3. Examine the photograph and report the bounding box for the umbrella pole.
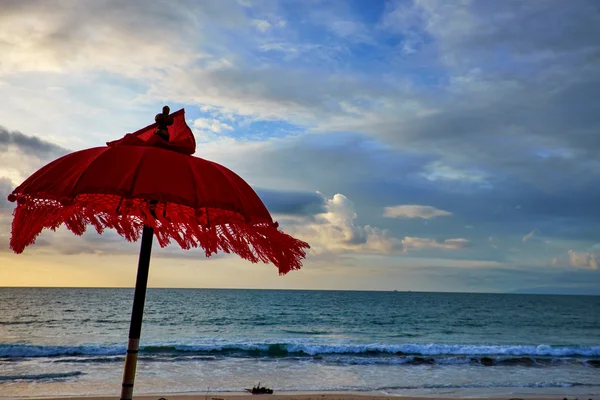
[120,225,154,400]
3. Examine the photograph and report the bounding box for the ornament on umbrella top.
[154,105,174,142]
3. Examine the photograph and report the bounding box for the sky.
[1,0,599,294]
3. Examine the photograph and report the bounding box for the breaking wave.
[1,342,598,366]
[0,371,84,382]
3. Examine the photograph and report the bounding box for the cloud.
[0,126,67,158]
[412,0,600,68]
[193,118,234,133]
[310,0,600,197]
[191,130,600,250]
[305,2,373,44]
[380,0,428,54]
[251,19,272,32]
[279,193,468,257]
[0,128,72,255]
[329,20,363,38]
[3,0,596,201]
[1,1,599,293]
[384,204,452,219]
[0,126,69,187]
[420,161,490,186]
[257,189,326,216]
[568,250,599,270]
[153,63,383,127]
[0,177,14,209]
[401,237,469,253]
[522,229,538,242]
[258,43,321,61]
[281,193,401,255]
[0,0,248,77]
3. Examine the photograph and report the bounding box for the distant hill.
[509,286,600,296]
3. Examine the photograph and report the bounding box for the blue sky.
[1,0,599,294]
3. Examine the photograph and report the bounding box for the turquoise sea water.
[0,288,599,398]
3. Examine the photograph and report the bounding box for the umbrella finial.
[154,105,174,142]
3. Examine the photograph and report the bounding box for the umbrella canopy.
[7,107,309,399]
[8,107,308,273]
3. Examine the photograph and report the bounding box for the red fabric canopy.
[8,109,308,274]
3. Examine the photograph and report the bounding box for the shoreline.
[5,391,577,400]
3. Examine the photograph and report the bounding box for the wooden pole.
[120,225,154,400]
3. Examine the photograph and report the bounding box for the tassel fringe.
[10,194,309,274]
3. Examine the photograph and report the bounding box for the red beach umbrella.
[7,106,309,399]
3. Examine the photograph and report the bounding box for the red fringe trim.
[10,194,309,275]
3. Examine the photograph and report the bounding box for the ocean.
[0,288,598,398]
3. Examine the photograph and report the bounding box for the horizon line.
[0,286,598,296]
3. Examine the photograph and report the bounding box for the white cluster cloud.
[568,250,599,270]
[283,193,400,255]
[193,118,234,134]
[384,204,452,219]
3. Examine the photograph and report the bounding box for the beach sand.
[21,392,566,400]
